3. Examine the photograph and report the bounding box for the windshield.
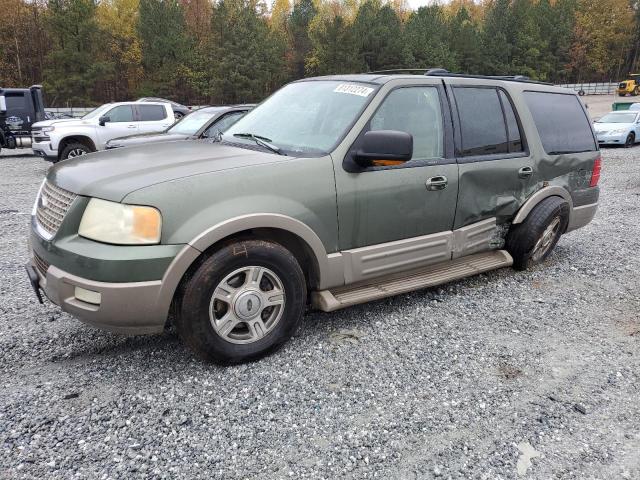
[82,104,110,120]
[169,110,220,135]
[223,80,377,155]
[597,113,638,123]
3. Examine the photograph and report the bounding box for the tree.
[209,0,286,103]
[137,0,194,101]
[45,0,109,105]
[287,0,315,78]
[404,5,456,71]
[481,0,512,75]
[447,5,482,74]
[306,10,362,75]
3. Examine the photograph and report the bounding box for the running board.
[312,250,513,312]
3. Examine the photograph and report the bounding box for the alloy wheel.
[209,266,286,344]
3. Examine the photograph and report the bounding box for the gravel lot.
[1,147,639,479]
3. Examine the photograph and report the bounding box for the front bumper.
[27,256,166,334]
[31,138,58,160]
[596,132,628,145]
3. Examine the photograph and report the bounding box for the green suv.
[27,71,601,364]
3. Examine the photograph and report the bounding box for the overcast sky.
[406,0,439,8]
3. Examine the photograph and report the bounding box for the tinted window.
[203,111,246,138]
[454,87,508,156]
[138,104,167,121]
[105,105,134,122]
[5,93,26,110]
[524,92,596,154]
[369,86,444,160]
[499,90,524,152]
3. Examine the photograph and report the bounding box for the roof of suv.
[297,72,554,87]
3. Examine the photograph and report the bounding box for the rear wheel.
[625,132,635,148]
[175,240,306,364]
[174,111,184,121]
[60,142,91,160]
[506,197,570,270]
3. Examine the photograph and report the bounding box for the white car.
[593,111,640,147]
[31,101,174,162]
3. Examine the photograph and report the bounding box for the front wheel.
[506,197,570,271]
[175,240,306,364]
[60,142,91,160]
[625,133,635,148]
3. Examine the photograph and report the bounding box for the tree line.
[1,0,639,107]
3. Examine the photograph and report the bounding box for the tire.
[506,196,570,271]
[174,111,184,121]
[578,89,585,96]
[60,142,91,160]
[175,239,307,364]
[625,133,635,148]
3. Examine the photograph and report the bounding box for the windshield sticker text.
[333,84,374,97]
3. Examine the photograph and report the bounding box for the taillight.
[589,156,601,187]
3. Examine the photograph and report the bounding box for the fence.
[557,82,618,95]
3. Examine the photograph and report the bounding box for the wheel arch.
[58,135,96,158]
[156,214,344,325]
[512,186,573,225]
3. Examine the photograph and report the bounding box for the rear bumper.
[28,256,166,334]
[567,202,598,232]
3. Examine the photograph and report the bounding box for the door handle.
[426,175,448,191]
[518,166,534,179]
[127,125,137,129]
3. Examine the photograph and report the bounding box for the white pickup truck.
[31,101,174,162]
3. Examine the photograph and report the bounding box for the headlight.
[41,126,55,133]
[79,198,162,245]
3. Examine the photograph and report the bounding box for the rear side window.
[138,104,167,121]
[524,92,596,154]
[454,87,523,157]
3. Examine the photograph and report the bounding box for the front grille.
[35,181,77,238]
[33,252,50,277]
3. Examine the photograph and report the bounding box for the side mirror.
[0,96,6,113]
[354,130,413,168]
[99,115,110,126]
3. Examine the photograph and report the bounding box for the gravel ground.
[1,147,639,479]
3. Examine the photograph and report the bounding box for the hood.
[48,141,284,202]
[33,118,89,128]
[593,122,632,132]
[108,132,189,147]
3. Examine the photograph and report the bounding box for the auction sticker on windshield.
[333,84,375,97]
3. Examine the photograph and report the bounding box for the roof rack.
[367,68,552,85]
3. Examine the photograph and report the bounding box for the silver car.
[593,111,640,147]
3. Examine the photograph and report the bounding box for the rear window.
[138,104,167,121]
[5,93,26,110]
[524,92,596,154]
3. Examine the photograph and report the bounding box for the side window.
[105,105,134,123]
[454,87,508,156]
[5,93,26,111]
[203,111,246,138]
[499,90,524,153]
[138,104,167,121]
[369,86,444,161]
[524,91,596,154]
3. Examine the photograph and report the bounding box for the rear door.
[3,92,32,133]
[135,104,173,134]
[444,80,536,229]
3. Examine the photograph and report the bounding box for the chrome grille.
[35,181,77,238]
[33,252,50,277]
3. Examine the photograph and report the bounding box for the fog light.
[74,287,101,305]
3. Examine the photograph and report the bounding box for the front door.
[333,81,459,283]
[96,104,138,148]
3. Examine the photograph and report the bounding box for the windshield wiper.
[233,133,284,155]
